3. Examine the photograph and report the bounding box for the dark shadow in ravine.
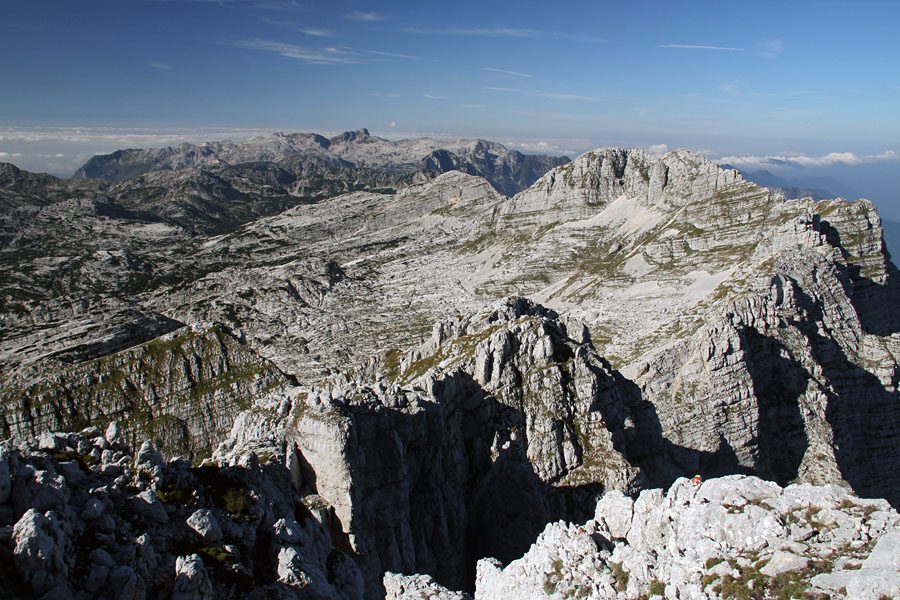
[582,327,811,490]
[742,327,811,486]
[818,216,900,337]
[786,284,900,507]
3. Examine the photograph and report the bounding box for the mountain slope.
[3,140,900,597]
[4,144,900,495]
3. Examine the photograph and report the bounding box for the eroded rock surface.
[475,475,900,600]
[3,139,900,597]
[0,428,363,600]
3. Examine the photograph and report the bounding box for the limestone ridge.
[469,474,900,599]
[488,147,900,501]
[1,323,290,460]
[277,298,644,597]
[72,128,570,197]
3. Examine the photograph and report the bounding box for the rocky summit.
[2,130,900,598]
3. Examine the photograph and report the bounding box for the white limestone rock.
[12,509,71,596]
[594,490,634,539]
[173,554,213,600]
[186,508,222,543]
[759,550,809,577]
[473,474,900,600]
[384,572,472,600]
[105,421,123,445]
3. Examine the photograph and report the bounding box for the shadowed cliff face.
[219,292,900,599]
[284,299,643,597]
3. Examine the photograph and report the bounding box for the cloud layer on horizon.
[718,150,899,170]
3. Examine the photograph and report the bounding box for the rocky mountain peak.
[330,128,371,144]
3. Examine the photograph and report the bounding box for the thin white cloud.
[158,0,307,10]
[370,92,401,98]
[647,144,669,154]
[298,27,334,37]
[402,26,542,38]
[500,138,578,156]
[364,49,421,60]
[482,67,534,79]
[229,38,360,64]
[757,39,784,59]
[149,60,173,71]
[461,103,485,109]
[718,79,819,99]
[401,26,601,43]
[423,93,448,100]
[486,86,599,101]
[718,150,900,170]
[0,152,23,158]
[719,80,741,96]
[0,125,284,147]
[658,44,742,51]
[344,11,389,22]
[252,1,305,10]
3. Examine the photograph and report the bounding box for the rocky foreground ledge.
[388,476,900,600]
[0,425,364,600]
[2,427,900,599]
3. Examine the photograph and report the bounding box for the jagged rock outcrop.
[211,298,644,598]
[0,427,364,600]
[4,422,900,600]
[383,572,471,600]
[472,474,900,600]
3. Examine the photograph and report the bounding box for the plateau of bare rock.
[2,134,900,596]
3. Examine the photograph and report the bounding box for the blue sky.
[1,0,898,216]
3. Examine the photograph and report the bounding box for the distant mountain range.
[718,166,842,201]
[74,127,570,197]
[728,165,900,258]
